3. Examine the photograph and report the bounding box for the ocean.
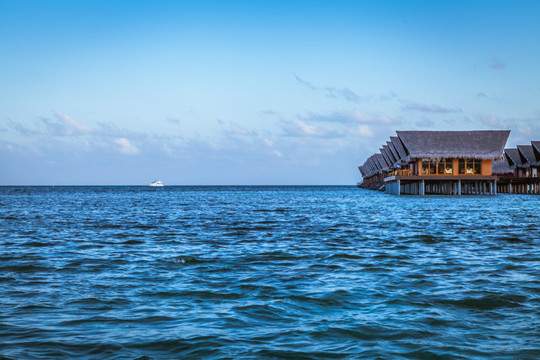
[0,186,539,359]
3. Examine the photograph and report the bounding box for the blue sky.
[1,0,539,185]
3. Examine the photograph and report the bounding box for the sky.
[1,0,539,185]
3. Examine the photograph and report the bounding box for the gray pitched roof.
[505,148,523,167]
[358,166,366,177]
[380,147,394,169]
[396,130,510,160]
[517,145,536,166]
[386,141,399,163]
[390,136,407,161]
[368,156,378,171]
[369,155,379,172]
[492,154,513,174]
[375,153,389,172]
[362,159,371,177]
[362,155,378,177]
[370,155,381,173]
[532,141,540,165]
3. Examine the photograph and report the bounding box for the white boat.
[149,180,164,187]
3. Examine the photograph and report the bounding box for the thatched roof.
[380,147,394,169]
[386,141,399,163]
[390,136,407,161]
[375,153,389,172]
[532,141,540,165]
[358,166,365,177]
[396,130,510,160]
[505,148,523,167]
[387,145,398,165]
[492,154,514,174]
[362,159,371,177]
[517,145,536,166]
[379,148,389,166]
[370,155,380,171]
[362,155,379,177]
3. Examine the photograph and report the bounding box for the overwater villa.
[358,130,510,196]
[495,141,540,194]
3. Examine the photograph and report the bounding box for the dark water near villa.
[1,186,539,359]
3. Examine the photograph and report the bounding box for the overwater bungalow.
[358,130,510,196]
[496,141,540,194]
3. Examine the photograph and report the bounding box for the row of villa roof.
[357,130,539,195]
[359,130,511,180]
[494,141,540,175]
[493,141,540,194]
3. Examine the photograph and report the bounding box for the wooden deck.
[385,175,497,182]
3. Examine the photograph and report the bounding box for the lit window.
[445,158,453,174]
[459,159,465,174]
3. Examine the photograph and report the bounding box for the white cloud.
[299,110,395,125]
[295,120,320,136]
[348,125,373,137]
[476,114,501,127]
[230,122,252,136]
[280,119,340,138]
[114,138,139,155]
[349,111,394,124]
[401,102,461,114]
[42,112,94,136]
[217,119,257,136]
[0,142,15,152]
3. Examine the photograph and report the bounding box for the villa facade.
[358,130,510,196]
[495,141,540,194]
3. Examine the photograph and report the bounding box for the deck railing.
[389,169,411,177]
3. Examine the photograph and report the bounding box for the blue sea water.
[0,186,539,359]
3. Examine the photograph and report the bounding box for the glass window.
[422,160,429,175]
[430,160,436,174]
[474,160,481,174]
[445,158,453,174]
[459,159,465,174]
[466,159,474,174]
[437,160,444,174]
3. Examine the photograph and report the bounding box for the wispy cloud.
[401,101,461,114]
[348,124,373,137]
[278,109,397,139]
[0,140,17,152]
[41,112,94,136]
[166,117,181,125]
[476,114,501,127]
[324,87,364,103]
[294,74,318,90]
[114,137,139,155]
[473,113,521,129]
[294,74,370,104]
[300,110,396,125]
[217,119,257,136]
[280,119,341,138]
[96,121,151,141]
[491,57,506,70]
[472,112,540,148]
[9,120,42,136]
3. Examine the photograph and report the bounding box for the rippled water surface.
[1,186,539,359]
